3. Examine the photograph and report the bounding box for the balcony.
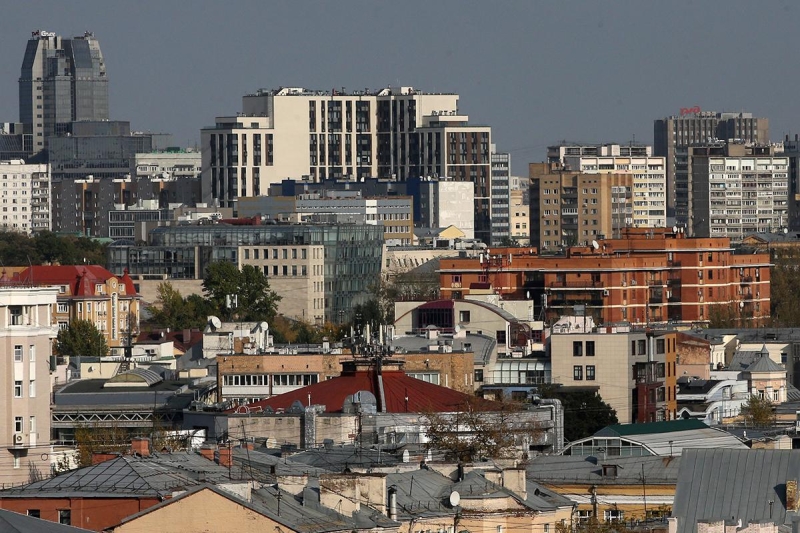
[740,275,753,283]
[549,281,604,289]
[648,279,665,286]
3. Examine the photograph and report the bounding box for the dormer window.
[602,464,618,477]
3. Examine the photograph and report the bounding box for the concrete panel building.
[0,159,51,234]
[654,110,769,220]
[407,178,475,239]
[0,283,58,484]
[490,151,511,245]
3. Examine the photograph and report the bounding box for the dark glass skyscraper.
[18,30,108,156]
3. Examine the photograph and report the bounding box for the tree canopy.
[202,262,281,322]
[740,394,775,428]
[540,385,618,442]
[0,230,107,266]
[55,319,109,358]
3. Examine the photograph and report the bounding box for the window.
[14,416,22,432]
[474,369,484,382]
[577,510,593,523]
[586,365,596,381]
[59,509,71,525]
[496,330,507,344]
[656,338,665,354]
[604,510,624,522]
[29,380,35,397]
[14,381,22,398]
[408,372,440,385]
[14,345,23,362]
[586,341,595,356]
[9,305,22,325]
[29,345,35,362]
[27,510,40,518]
[573,365,583,380]
[637,339,646,355]
[459,310,471,323]
[573,341,583,356]
[57,302,69,313]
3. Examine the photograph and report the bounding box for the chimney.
[501,468,527,500]
[388,486,398,521]
[788,480,799,511]
[183,329,191,343]
[91,452,120,465]
[199,445,216,462]
[131,437,150,457]
[216,446,233,468]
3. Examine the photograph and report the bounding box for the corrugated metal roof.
[673,449,800,533]
[528,455,681,485]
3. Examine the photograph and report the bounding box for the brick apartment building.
[438,228,770,325]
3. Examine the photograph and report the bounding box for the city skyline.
[1,1,798,175]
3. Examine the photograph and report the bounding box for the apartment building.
[547,142,652,164]
[407,177,475,238]
[134,149,201,180]
[563,152,667,229]
[238,193,414,245]
[550,324,677,424]
[15,265,141,349]
[509,189,530,245]
[688,143,788,240]
[529,163,633,249]
[438,228,771,326]
[654,110,769,219]
[0,282,58,483]
[0,159,50,234]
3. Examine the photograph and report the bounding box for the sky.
[1,1,798,175]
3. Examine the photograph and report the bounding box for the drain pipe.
[538,398,563,453]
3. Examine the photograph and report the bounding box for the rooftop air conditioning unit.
[13,433,23,445]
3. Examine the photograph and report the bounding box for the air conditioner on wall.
[13,433,23,445]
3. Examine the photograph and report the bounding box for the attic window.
[602,464,618,477]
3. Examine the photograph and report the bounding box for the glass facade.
[108,223,384,322]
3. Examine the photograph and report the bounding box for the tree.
[424,398,541,461]
[540,385,618,442]
[146,282,214,331]
[770,248,800,327]
[202,262,281,322]
[740,394,775,427]
[55,319,109,358]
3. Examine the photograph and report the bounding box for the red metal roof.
[234,363,499,414]
[15,265,140,297]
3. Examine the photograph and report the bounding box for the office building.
[237,192,414,245]
[688,142,788,240]
[0,159,51,234]
[0,282,58,483]
[490,151,511,245]
[19,30,109,156]
[529,163,633,249]
[654,110,769,220]
[134,149,201,181]
[107,222,384,323]
[438,228,771,326]
[0,123,31,160]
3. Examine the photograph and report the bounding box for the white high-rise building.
[0,283,58,483]
[0,160,51,234]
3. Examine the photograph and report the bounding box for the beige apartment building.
[529,163,633,249]
[0,283,58,484]
[509,189,529,245]
[0,159,50,234]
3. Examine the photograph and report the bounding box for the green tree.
[770,248,800,327]
[55,319,109,358]
[740,394,775,427]
[202,261,281,322]
[540,385,618,442]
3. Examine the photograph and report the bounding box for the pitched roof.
[0,453,234,499]
[673,449,800,533]
[238,362,500,414]
[0,509,93,532]
[597,419,708,436]
[527,455,681,485]
[591,420,747,456]
[15,265,139,297]
[745,352,785,373]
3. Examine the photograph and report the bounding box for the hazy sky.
[1,1,798,174]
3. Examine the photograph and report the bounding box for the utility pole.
[642,463,648,519]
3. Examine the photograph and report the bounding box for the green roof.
[596,419,707,437]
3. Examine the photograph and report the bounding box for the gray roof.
[287,445,401,471]
[685,328,800,344]
[0,509,93,532]
[673,449,800,533]
[0,453,235,499]
[745,352,785,373]
[391,333,496,366]
[232,448,329,478]
[527,455,681,485]
[730,350,763,372]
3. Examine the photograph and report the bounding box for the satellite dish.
[591,240,599,250]
[454,325,461,333]
[784,227,789,234]
[673,225,679,234]
[209,316,222,329]
[449,491,461,507]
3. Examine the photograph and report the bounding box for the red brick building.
[438,228,770,325]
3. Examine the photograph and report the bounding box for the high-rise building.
[0,159,51,234]
[490,151,511,245]
[0,282,58,483]
[19,30,109,156]
[654,110,769,221]
[688,142,788,240]
[529,163,633,250]
[202,86,494,242]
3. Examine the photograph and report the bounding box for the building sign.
[680,106,701,116]
[32,30,56,38]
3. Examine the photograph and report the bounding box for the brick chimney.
[199,445,216,462]
[91,452,120,465]
[131,437,151,457]
[216,446,233,468]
